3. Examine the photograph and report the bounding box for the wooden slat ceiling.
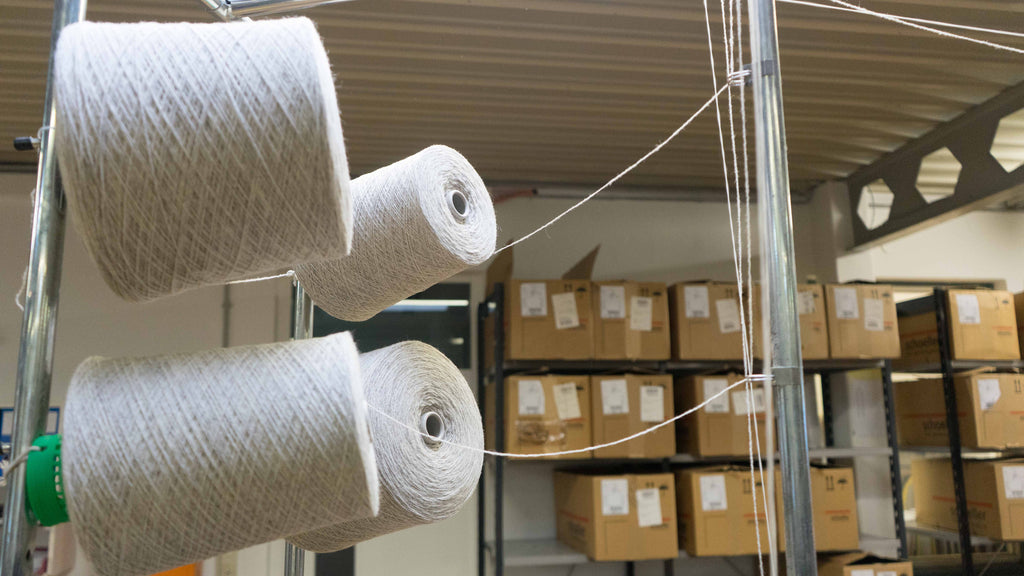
[1,0,1022,193]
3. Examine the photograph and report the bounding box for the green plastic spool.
[25,434,68,526]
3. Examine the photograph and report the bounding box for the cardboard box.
[752,283,830,360]
[894,373,1024,450]
[554,471,678,561]
[669,282,745,360]
[912,457,1024,541]
[593,281,671,360]
[825,284,900,359]
[674,374,773,457]
[676,467,773,556]
[591,374,675,458]
[485,247,597,363]
[897,290,1020,369]
[817,553,913,576]
[777,467,859,552]
[485,375,592,459]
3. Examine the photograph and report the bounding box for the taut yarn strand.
[296,145,497,321]
[63,333,379,576]
[289,341,483,552]
[54,18,352,302]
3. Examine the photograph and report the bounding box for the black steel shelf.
[893,359,1024,374]
[495,358,887,376]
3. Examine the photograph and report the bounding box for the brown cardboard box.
[593,281,671,360]
[676,467,772,556]
[485,247,597,363]
[777,467,859,552]
[554,471,678,561]
[912,458,1024,541]
[1016,292,1024,359]
[897,290,1020,369]
[591,374,675,458]
[817,553,914,576]
[674,374,773,457]
[752,283,830,360]
[485,375,592,459]
[894,373,1024,450]
[669,282,745,360]
[825,284,900,359]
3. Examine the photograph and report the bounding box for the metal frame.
[879,361,908,559]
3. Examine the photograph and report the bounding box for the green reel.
[25,434,69,526]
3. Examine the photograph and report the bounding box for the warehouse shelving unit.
[476,283,908,576]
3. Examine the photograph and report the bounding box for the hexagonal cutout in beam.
[917,147,961,203]
[857,179,893,230]
[992,108,1024,174]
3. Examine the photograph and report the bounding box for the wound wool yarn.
[288,341,483,552]
[62,333,378,576]
[54,17,352,302]
[295,145,496,321]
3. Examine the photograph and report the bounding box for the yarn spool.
[295,145,496,321]
[54,17,352,302]
[288,341,483,552]
[62,333,378,576]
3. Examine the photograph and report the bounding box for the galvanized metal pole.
[745,0,817,575]
[286,278,314,576]
[1,1,86,575]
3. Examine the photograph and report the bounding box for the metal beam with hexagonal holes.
[847,80,1024,249]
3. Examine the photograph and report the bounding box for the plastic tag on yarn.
[630,297,653,331]
[520,283,548,317]
[518,380,545,416]
[685,286,710,318]
[601,379,630,415]
[552,383,582,421]
[640,386,664,423]
[849,570,874,576]
[600,286,626,319]
[700,475,728,511]
[834,287,859,320]
[978,379,1001,411]
[702,379,730,414]
[601,479,629,516]
[635,488,662,528]
[957,293,981,325]
[716,299,741,334]
[551,293,580,329]
[863,298,885,332]
[732,389,765,416]
[1004,466,1024,499]
[797,291,816,316]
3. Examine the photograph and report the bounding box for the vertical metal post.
[476,299,489,576]
[880,361,908,559]
[746,0,817,574]
[286,279,314,576]
[820,372,834,448]
[492,283,506,576]
[2,1,86,575]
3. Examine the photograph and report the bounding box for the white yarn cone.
[63,333,378,576]
[288,341,483,552]
[295,145,496,321]
[54,17,352,302]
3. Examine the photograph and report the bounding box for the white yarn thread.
[296,145,497,321]
[54,18,353,302]
[62,333,378,576]
[780,0,1024,39]
[289,341,483,552]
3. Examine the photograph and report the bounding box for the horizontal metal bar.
[227,0,355,18]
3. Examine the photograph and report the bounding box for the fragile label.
[630,296,653,332]
[552,382,582,420]
[863,298,885,332]
[520,283,547,317]
[834,287,859,320]
[977,378,1001,411]
[716,299,741,334]
[1003,466,1024,499]
[699,475,728,511]
[685,285,710,318]
[849,570,874,576]
[702,378,731,413]
[601,478,629,516]
[732,388,766,415]
[517,380,545,416]
[956,293,982,325]
[601,379,630,415]
[600,285,626,319]
[640,385,665,423]
[635,488,662,528]
[797,290,816,316]
[551,292,580,329]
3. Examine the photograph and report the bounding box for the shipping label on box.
[669,282,745,360]
[826,284,900,359]
[487,375,592,459]
[675,374,773,457]
[593,281,670,360]
[591,374,675,458]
